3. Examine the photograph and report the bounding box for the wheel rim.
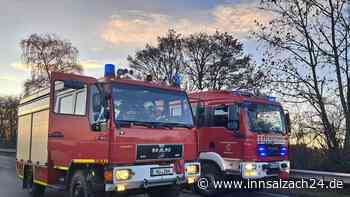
[73,180,84,197]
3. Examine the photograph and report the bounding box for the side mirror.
[228,105,240,131]
[285,112,291,134]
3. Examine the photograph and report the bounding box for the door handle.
[48,131,64,138]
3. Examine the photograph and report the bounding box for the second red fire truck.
[190,91,290,196]
[16,64,200,197]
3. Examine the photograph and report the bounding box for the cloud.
[211,5,272,37]
[101,10,172,46]
[79,59,105,69]
[102,4,271,46]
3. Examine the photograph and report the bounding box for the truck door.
[204,104,243,159]
[49,72,109,167]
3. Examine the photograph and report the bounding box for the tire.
[194,162,221,197]
[147,185,181,197]
[29,183,45,197]
[25,167,45,197]
[69,170,103,197]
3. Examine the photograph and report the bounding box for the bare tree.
[0,97,19,148]
[207,32,264,91]
[182,33,213,90]
[21,33,83,95]
[183,31,263,90]
[128,30,184,85]
[254,0,350,159]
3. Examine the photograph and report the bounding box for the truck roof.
[20,73,184,105]
[102,77,184,92]
[189,90,281,106]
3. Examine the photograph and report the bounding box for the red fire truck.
[16,64,200,197]
[189,91,290,196]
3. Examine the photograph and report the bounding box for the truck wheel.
[25,169,45,197]
[69,170,97,197]
[195,162,221,197]
[29,183,45,197]
[147,185,181,197]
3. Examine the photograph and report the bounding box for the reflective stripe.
[54,165,69,171]
[34,179,48,186]
[72,159,108,164]
[72,159,96,164]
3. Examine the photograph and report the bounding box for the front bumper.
[239,160,290,179]
[105,162,200,192]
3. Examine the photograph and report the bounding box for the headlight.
[243,163,257,177]
[116,169,132,181]
[186,164,199,174]
[244,163,256,171]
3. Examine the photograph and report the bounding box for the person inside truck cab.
[143,101,166,122]
[115,101,138,121]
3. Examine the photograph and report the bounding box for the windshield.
[245,103,286,134]
[112,83,194,127]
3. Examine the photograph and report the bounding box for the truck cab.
[16,64,200,197]
[189,91,290,195]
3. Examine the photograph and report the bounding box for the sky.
[0,0,271,96]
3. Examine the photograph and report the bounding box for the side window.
[213,106,228,127]
[89,85,106,124]
[58,94,74,114]
[75,89,87,115]
[54,80,87,115]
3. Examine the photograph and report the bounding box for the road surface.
[0,153,290,197]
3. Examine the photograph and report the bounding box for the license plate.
[150,167,173,176]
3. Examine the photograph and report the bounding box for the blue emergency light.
[257,145,267,157]
[173,74,181,87]
[280,146,288,156]
[104,64,116,77]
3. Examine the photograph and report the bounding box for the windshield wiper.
[166,122,193,129]
[117,120,173,129]
[117,120,153,128]
[151,122,174,129]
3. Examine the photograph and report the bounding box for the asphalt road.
[0,153,290,197]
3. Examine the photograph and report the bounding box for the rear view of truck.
[16,88,50,196]
[16,64,200,197]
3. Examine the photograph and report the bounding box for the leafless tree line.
[0,97,19,148]
[128,30,266,91]
[254,0,350,160]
